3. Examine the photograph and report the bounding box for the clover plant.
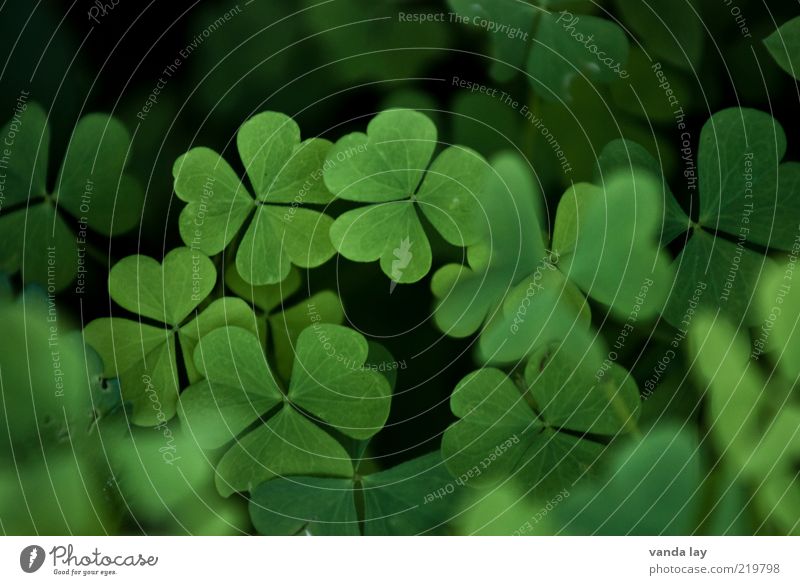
[0,103,142,290]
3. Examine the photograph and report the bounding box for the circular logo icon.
[20,545,46,573]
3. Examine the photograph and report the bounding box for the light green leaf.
[83,317,178,426]
[416,145,489,248]
[178,297,259,383]
[562,174,674,319]
[324,109,436,203]
[268,291,345,381]
[236,205,334,285]
[179,327,282,449]
[173,147,254,256]
[432,152,546,338]
[330,201,432,284]
[237,111,300,199]
[224,262,301,314]
[290,324,392,440]
[596,139,691,244]
[556,426,702,534]
[216,406,353,496]
[108,247,216,326]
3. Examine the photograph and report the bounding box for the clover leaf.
[83,247,258,426]
[599,108,798,326]
[0,103,142,291]
[173,111,335,286]
[764,16,800,80]
[555,425,703,535]
[326,109,490,284]
[435,168,672,365]
[431,152,546,339]
[442,332,641,498]
[249,451,459,535]
[613,0,703,70]
[447,1,629,100]
[178,324,391,496]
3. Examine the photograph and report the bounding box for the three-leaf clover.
[173,111,335,286]
[598,107,799,326]
[178,324,391,496]
[435,168,672,364]
[325,109,490,284]
[442,332,640,498]
[447,0,629,100]
[249,451,459,535]
[83,247,258,425]
[0,103,142,291]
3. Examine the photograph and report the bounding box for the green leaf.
[596,139,691,244]
[561,173,674,319]
[290,324,392,440]
[528,12,630,101]
[324,109,436,203]
[664,229,767,327]
[441,369,544,489]
[268,290,345,381]
[415,146,488,248]
[0,102,49,207]
[525,341,640,436]
[447,0,537,82]
[104,418,248,534]
[249,452,458,535]
[108,247,216,326]
[83,317,178,426]
[330,201,432,284]
[432,152,546,338]
[764,16,800,80]
[445,331,637,496]
[236,205,334,285]
[178,297,259,383]
[180,323,387,496]
[250,477,359,535]
[477,266,590,365]
[0,202,78,291]
[362,452,459,535]
[614,0,703,69]
[56,113,143,235]
[556,426,702,534]
[174,113,336,282]
[237,111,301,199]
[225,262,301,314]
[698,108,793,249]
[179,327,283,449]
[216,406,353,496]
[173,147,254,256]
[326,110,489,282]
